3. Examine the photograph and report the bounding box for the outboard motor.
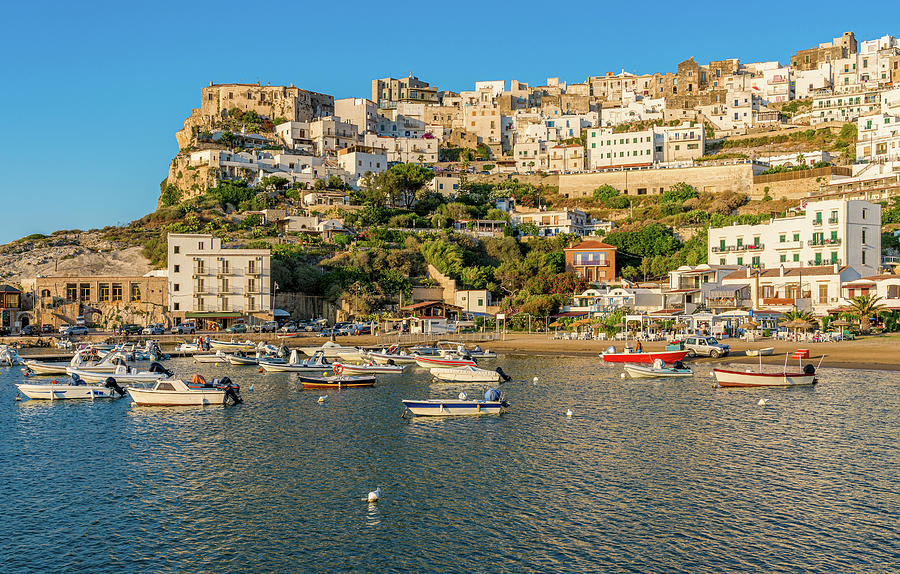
[484,388,501,402]
[148,361,174,377]
[71,373,84,386]
[803,364,816,375]
[387,359,395,366]
[495,367,511,382]
[672,361,686,371]
[104,377,127,396]
[219,377,242,405]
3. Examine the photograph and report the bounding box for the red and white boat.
[600,349,688,364]
[713,367,817,387]
[414,354,477,368]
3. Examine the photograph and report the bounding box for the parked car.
[58,324,73,334]
[226,323,248,334]
[142,323,165,335]
[258,321,278,333]
[119,324,142,335]
[350,323,372,335]
[64,325,90,336]
[21,325,36,336]
[41,324,55,334]
[279,322,298,333]
[173,321,196,335]
[683,336,730,358]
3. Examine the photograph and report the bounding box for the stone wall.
[557,163,760,198]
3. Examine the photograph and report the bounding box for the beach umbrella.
[830,318,852,327]
[549,321,562,328]
[739,320,759,330]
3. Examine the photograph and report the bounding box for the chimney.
[833,262,839,273]
[780,264,785,277]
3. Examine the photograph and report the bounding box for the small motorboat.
[600,345,688,364]
[1,346,23,366]
[67,361,173,384]
[260,350,332,373]
[297,340,365,360]
[364,345,419,365]
[715,354,823,388]
[745,347,775,357]
[624,359,693,379]
[194,351,229,364]
[227,352,260,366]
[209,339,257,353]
[430,365,511,383]
[297,374,377,389]
[127,374,242,406]
[414,353,477,369]
[16,376,128,400]
[332,362,404,375]
[67,350,132,374]
[439,341,497,360]
[174,342,202,353]
[23,359,74,375]
[402,389,508,417]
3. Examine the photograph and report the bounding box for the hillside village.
[3,30,900,336]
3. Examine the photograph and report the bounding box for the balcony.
[246,267,262,276]
[194,283,212,295]
[808,238,841,247]
[216,268,238,276]
[827,217,839,224]
[808,259,841,266]
[192,268,208,277]
[775,240,803,250]
[812,219,823,226]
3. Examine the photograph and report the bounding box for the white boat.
[438,341,497,360]
[332,362,405,375]
[209,339,257,352]
[260,350,333,373]
[174,342,202,353]
[16,378,128,400]
[363,345,419,365]
[22,359,72,375]
[0,346,22,366]
[67,350,132,374]
[430,365,510,383]
[297,340,365,361]
[745,347,775,357]
[624,359,693,379]
[67,362,173,384]
[713,367,817,387]
[127,375,242,406]
[414,353,477,369]
[402,389,507,417]
[194,351,229,364]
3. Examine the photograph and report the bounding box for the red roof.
[565,240,616,251]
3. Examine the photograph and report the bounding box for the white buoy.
[458,392,468,400]
[318,395,327,403]
[620,372,627,379]
[758,398,767,406]
[566,409,573,417]
[533,376,539,383]
[367,487,381,503]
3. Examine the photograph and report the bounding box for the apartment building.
[511,208,593,236]
[308,116,361,155]
[362,134,438,163]
[372,75,438,109]
[337,148,388,182]
[548,144,584,172]
[563,240,617,283]
[586,122,704,169]
[167,233,272,325]
[810,90,881,125]
[430,176,460,197]
[708,199,881,276]
[856,113,900,162]
[514,140,549,171]
[722,265,859,316]
[334,98,378,134]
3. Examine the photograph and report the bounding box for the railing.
[808,238,841,246]
[216,268,238,276]
[812,219,823,226]
[192,268,208,276]
[246,268,262,275]
[809,259,841,266]
[828,217,839,224]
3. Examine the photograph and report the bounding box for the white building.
[810,90,881,125]
[337,149,388,183]
[514,140,549,171]
[511,208,598,236]
[167,233,271,324]
[586,122,704,169]
[708,199,881,276]
[334,98,379,134]
[362,134,438,163]
[454,290,492,315]
[856,113,900,163]
[794,65,833,99]
[722,265,859,316]
[758,151,833,167]
[430,176,460,197]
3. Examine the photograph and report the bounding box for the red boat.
[601,350,689,364]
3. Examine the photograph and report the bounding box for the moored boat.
[332,362,404,375]
[402,389,507,417]
[297,374,377,388]
[624,359,693,379]
[209,339,257,353]
[16,377,128,400]
[67,361,173,384]
[260,350,332,373]
[414,354,477,368]
[363,345,418,365]
[126,375,242,406]
[298,340,365,360]
[194,351,229,364]
[713,366,817,387]
[430,365,510,383]
[601,346,688,364]
[745,347,775,357]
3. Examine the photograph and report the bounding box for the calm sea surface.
[1,355,898,573]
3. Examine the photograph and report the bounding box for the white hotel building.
[708,200,881,276]
[167,233,272,326]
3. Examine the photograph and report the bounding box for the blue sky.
[0,0,894,244]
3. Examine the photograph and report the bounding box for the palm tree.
[847,294,885,332]
[783,309,814,323]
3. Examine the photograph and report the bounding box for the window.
[40,289,50,298]
[174,246,180,254]
[862,208,867,219]
[173,302,180,311]
[221,297,229,311]
[65,284,76,300]
[779,234,786,243]
[198,242,204,250]
[780,254,787,262]
[793,232,800,242]
[862,229,867,244]
[737,257,743,265]
[861,251,866,265]
[80,283,91,301]
[793,253,800,262]
[720,258,726,265]
[196,297,205,311]
[111,283,123,302]
[248,296,256,311]
[131,284,141,301]
[752,256,760,266]
[174,283,180,292]
[174,265,180,273]
[99,283,109,301]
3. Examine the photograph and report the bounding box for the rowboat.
[209,339,257,352]
[16,378,128,400]
[713,367,817,387]
[624,360,693,379]
[127,375,242,406]
[600,346,688,364]
[67,361,173,384]
[402,389,507,417]
[414,354,477,368]
[430,365,510,383]
[297,374,377,389]
[298,340,365,360]
[260,350,333,373]
[745,347,775,357]
[332,362,404,375]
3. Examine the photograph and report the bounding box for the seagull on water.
[566,409,573,417]
[758,398,767,406]
[367,487,381,503]
[318,395,328,403]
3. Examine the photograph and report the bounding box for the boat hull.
[209,341,256,352]
[227,355,259,365]
[402,399,506,416]
[22,360,71,375]
[430,366,500,383]
[194,354,228,363]
[602,350,688,364]
[16,384,116,400]
[298,375,376,388]
[365,352,418,365]
[745,347,775,357]
[67,368,166,384]
[126,388,226,406]
[624,364,693,378]
[260,361,332,373]
[414,356,477,368]
[713,368,817,387]
[333,363,404,375]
